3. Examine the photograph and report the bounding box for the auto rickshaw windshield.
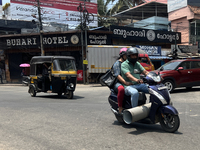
[53,59,76,71]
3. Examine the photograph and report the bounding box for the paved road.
[0,84,200,150]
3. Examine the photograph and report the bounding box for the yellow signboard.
[83,60,88,64]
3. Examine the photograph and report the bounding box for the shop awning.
[149,56,172,60]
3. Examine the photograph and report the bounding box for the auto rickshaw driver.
[42,63,51,91]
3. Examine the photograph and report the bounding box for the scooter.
[108,71,180,133]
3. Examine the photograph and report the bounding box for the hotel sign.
[110,25,181,44]
[3,33,81,49]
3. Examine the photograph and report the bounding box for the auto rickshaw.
[28,56,77,99]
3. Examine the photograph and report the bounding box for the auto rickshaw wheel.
[30,87,36,97]
[66,91,73,99]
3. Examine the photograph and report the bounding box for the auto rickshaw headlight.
[69,83,74,88]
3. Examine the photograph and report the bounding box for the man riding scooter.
[121,47,149,108]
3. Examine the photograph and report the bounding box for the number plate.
[61,77,66,80]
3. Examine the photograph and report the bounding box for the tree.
[97,0,118,27]
[105,0,136,15]
[97,0,141,27]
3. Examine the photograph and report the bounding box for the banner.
[8,0,97,27]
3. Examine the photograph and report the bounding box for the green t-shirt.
[121,60,145,87]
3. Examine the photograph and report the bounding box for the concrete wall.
[168,6,200,45]
[169,6,195,21]
[171,17,190,45]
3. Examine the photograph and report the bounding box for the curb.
[0,83,102,87]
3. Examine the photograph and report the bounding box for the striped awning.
[149,56,172,60]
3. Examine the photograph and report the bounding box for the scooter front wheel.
[159,113,180,133]
[115,114,125,123]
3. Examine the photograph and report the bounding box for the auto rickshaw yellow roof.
[30,56,75,64]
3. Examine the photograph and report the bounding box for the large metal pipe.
[123,103,152,124]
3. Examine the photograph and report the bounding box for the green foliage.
[107,0,135,14]
[97,0,136,27]
[97,0,118,27]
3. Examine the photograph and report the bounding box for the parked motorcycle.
[108,71,180,133]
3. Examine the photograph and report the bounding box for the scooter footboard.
[160,105,179,115]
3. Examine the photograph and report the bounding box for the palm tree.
[105,0,136,15]
[97,0,142,27]
[97,0,118,27]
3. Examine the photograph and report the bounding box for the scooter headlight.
[149,88,167,105]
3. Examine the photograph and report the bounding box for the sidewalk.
[0,83,102,87]
[0,83,22,86]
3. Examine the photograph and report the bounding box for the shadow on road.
[171,87,200,94]
[33,94,84,100]
[113,121,183,135]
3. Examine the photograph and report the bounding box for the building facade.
[168,0,200,47]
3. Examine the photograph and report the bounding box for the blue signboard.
[136,45,161,56]
[0,0,2,5]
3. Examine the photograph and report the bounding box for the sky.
[2,0,10,5]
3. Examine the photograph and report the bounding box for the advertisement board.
[87,33,112,45]
[168,0,187,12]
[8,0,97,27]
[136,45,161,56]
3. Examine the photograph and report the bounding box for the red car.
[153,59,200,92]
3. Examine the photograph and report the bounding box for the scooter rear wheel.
[159,113,180,133]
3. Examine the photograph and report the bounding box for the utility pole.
[77,3,86,84]
[77,1,94,84]
[37,0,44,56]
[84,0,88,84]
